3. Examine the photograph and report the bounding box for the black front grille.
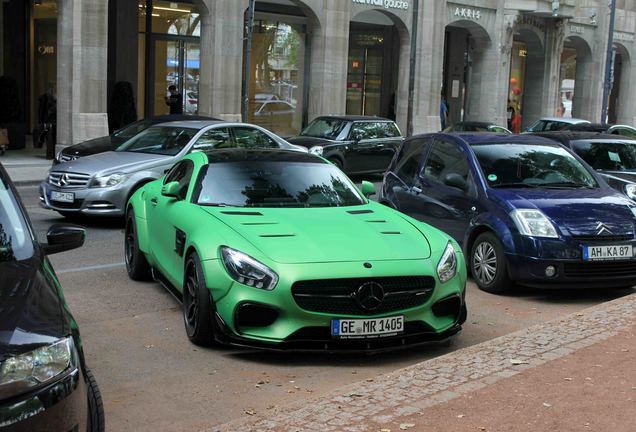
[291,276,435,316]
[572,234,634,243]
[563,261,636,278]
[50,199,84,210]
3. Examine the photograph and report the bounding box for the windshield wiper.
[490,182,539,188]
[199,203,230,207]
[541,182,595,189]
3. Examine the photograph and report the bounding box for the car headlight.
[630,206,636,219]
[0,337,77,399]
[220,247,279,290]
[510,209,558,238]
[90,173,128,188]
[437,242,458,284]
[625,184,636,200]
[309,146,323,156]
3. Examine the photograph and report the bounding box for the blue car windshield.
[116,126,197,155]
[195,161,366,208]
[572,141,636,172]
[473,143,598,189]
[300,119,348,140]
[0,174,34,262]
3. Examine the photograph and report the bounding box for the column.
[57,0,109,149]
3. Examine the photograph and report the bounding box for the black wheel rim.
[184,263,199,330]
[125,217,135,268]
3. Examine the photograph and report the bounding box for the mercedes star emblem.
[354,282,385,311]
[595,222,613,236]
[59,174,69,187]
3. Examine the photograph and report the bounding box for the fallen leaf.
[510,359,529,365]
[257,380,265,385]
[379,429,391,432]
[366,378,374,382]
[457,414,465,418]
[399,424,415,430]
[244,410,256,416]
[347,393,364,398]
[564,377,573,381]
[543,402,552,407]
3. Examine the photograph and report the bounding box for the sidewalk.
[0,137,52,185]
[215,293,636,432]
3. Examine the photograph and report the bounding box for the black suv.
[0,163,104,431]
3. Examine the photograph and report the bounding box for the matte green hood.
[203,205,431,264]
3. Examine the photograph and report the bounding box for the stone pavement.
[215,293,636,432]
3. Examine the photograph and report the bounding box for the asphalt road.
[16,184,636,432]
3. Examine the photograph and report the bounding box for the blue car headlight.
[220,247,279,290]
[510,209,558,238]
[0,337,77,399]
[436,242,458,284]
[625,184,636,201]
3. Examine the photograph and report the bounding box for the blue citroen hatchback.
[381,133,636,293]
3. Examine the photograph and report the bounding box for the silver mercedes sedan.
[40,120,306,217]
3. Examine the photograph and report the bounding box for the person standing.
[507,100,516,131]
[165,85,183,115]
[440,92,449,131]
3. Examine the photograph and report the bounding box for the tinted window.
[300,118,348,140]
[395,139,427,186]
[164,160,194,200]
[571,141,636,172]
[472,143,597,188]
[0,175,33,262]
[192,128,233,151]
[423,140,471,183]
[114,120,152,139]
[231,127,279,149]
[195,161,365,208]
[378,122,401,138]
[117,126,197,156]
[612,127,636,138]
[350,122,381,140]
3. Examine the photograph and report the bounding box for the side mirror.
[161,181,180,199]
[360,180,376,198]
[42,224,85,255]
[443,173,468,192]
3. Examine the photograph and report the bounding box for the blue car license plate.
[583,245,635,261]
[331,316,404,339]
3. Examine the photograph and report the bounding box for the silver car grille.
[59,154,78,163]
[48,171,91,188]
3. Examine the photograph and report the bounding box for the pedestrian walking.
[507,100,516,130]
[440,92,449,131]
[37,84,57,159]
[165,85,183,115]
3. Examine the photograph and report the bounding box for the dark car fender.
[463,210,519,258]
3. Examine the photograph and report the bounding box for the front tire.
[328,157,343,170]
[470,232,512,294]
[183,253,216,346]
[86,368,105,432]
[125,207,151,280]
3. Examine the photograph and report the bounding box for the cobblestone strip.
[215,294,636,432]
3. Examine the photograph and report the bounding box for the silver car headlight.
[510,209,558,238]
[437,242,458,284]
[309,146,323,156]
[90,173,128,188]
[625,184,636,201]
[0,337,77,399]
[220,247,279,290]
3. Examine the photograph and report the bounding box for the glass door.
[152,38,200,116]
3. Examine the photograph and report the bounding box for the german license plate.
[583,245,634,261]
[51,191,74,203]
[331,316,404,339]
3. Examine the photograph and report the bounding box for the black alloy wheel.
[86,368,105,432]
[183,253,216,346]
[470,232,512,294]
[124,207,151,280]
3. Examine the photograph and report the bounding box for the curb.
[214,293,636,432]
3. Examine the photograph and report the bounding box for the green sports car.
[124,149,467,351]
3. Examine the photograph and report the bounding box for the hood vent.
[241,222,279,226]
[259,234,296,238]
[365,220,387,223]
[220,211,263,216]
[347,209,374,215]
[381,231,401,235]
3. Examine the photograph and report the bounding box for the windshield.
[113,120,152,139]
[572,141,636,172]
[116,126,197,156]
[195,161,366,208]
[0,174,34,262]
[472,143,598,189]
[300,118,348,140]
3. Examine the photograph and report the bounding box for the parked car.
[252,100,296,135]
[524,117,590,133]
[287,116,403,175]
[563,123,636,138]
[532,131,636,200]
[184,91,198,114]
[41,121,306,218]
[0,163,104,431]
[124,149,467,351]
[55,114,217,164]
[444,121,511,134]
[381,133,636,293]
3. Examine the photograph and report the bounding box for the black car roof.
[454,121,496,127]
[532,131,634,143]
[204,149,326,164]
[315,115,392,122]
[440,133,560,146]
[150,114,220,123]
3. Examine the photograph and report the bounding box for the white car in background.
[524,117,590,133]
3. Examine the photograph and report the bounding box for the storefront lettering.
[351,0,409,11]
[569,25,584,35]
[38,45,55,55]
[454,7,481,20]
[518,15,545,32]
[614,32,634,42]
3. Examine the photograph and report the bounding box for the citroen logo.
[354,282,385,311]
[596,222,613,236]
[59,174,69,187]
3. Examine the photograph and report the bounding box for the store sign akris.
[453,7,481,20]
[352,0,409,11]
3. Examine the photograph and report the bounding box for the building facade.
[0,0,635,152]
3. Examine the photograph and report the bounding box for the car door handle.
[411,186,422,194]
[150,197,158,206]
